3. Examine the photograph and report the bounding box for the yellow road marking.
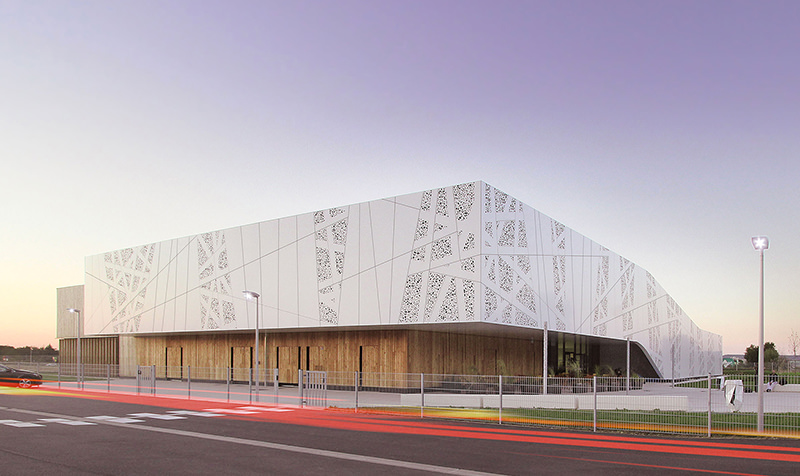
[0,387,61,396]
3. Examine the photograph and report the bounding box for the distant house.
[723,355,746,368]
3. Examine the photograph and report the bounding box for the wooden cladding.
[277,346,298,382]
[133,333,257,380]
[270,330,408,376]
[231,346,251,381]
[59,337,119,366]
[166,347,183,379]
[128,329,542,381]
[407,330,542,376]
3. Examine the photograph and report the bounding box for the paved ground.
[2,386,800,475]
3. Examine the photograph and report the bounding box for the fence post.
[626,337,631,395]
[107,364,110,393]
[58,362,61,389]
[248,367,252,404]
[298,369,305,408]
[670,343,675,388]
[274,369,279,405]
[227,367,231,402]
[187,365,191,400]
[354,371,359,412]
[593,375,597,432]
[420,373,425,419]
[151,364,156,396]
[543,322,548,395]
[499,374,503,425]
[137,365,141,395]
[707,373,712,437]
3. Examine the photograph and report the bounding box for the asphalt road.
[1,387,799,475]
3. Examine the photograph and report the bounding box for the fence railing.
[10,362,799,438]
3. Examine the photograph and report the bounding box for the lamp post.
[751,236,769,432]
[543,322,548,395]
[242,291,260,402]
[67,308,81,389]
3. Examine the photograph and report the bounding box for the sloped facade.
[83,181,722,378]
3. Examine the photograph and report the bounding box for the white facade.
[84,181,722,378]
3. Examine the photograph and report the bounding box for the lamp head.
[67,308,80,314]
[751,236,770,251]
[242,290,260,300]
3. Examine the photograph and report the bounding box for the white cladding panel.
[479,183,722,378]
[83,181,721,377]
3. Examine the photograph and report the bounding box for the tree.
[745,344,758,364]
[789,330,800,370]
[744,342,779,365]
[765,343,780,363]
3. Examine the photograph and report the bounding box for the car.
[0,364,43,388]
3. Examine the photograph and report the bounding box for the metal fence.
[8,361,799,438]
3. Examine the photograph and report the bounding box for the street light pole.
[243,291,260,402]
[751,236,769,433]
[543,322,548,396]
[67,308,81,389]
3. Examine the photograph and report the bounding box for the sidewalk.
[42,378,403,408]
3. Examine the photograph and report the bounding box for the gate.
[137,365,155,395]
[302,370,327,407]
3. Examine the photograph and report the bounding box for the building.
[57,181,722,381]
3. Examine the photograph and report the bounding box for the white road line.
[128,413,187,420]
[0,419,45,428]
[86,415,145,424]
[38,418,97,426]
[236,406,294,412]
[166,410,224,417]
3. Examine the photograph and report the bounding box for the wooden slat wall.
[277,346,297,382]
[127,329,543,380]
[166,347,182,379]
[119,335,137,377]
[135,334,257,380]
[269,330,410,376]
[360,345,380,386]
[307,346,324,371]
[407,331,543,376]
[58,337,119,366]
[231,346,250,381]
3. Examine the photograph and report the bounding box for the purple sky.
[1,1,798,355]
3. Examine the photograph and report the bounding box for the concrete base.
[770,384,800,393]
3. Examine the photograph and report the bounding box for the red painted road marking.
[33,388,800,464]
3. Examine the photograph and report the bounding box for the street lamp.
[751,236,769,432]
[242,291,260,402]
[67,308,81,389]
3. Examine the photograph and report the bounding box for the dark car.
[0,364,43,388]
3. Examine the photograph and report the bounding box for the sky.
[1,0,797,355]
